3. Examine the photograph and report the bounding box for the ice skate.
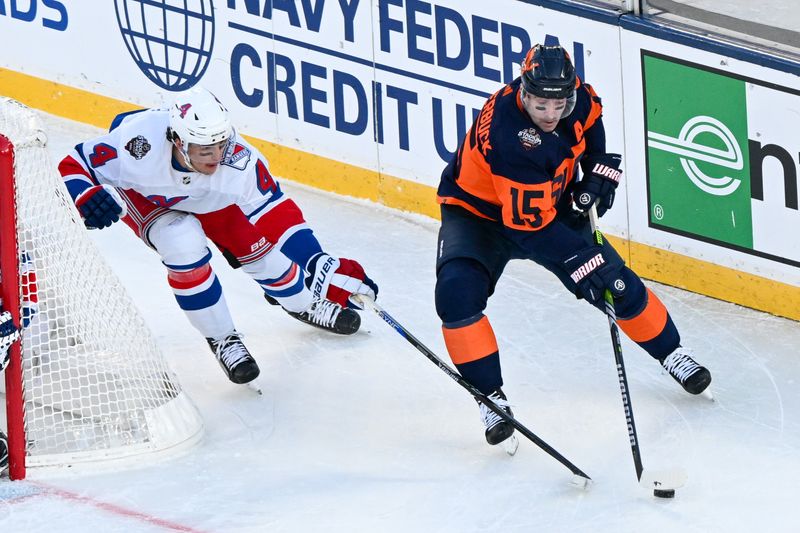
[660,347,712,396]
[207,332,260,385]
[265,294,361,335]
[477,389,516,448]
[288,299,361,335]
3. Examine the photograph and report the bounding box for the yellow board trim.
[243,137,440,220]
[607,236,799,321]
[2,68,797,321]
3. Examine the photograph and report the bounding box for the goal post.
[0,133,25,479]
[0,97,203,480]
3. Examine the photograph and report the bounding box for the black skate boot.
[477,388,515,445]
[207,332,260,384]
[265,294,361,335]
[660,347,711,395]
[288,299,361,335]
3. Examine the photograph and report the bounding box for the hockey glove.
[307,253,379,309]
[573,153,623,217]
[0,310,21,372]
[75,185,128,229]
[562,244,626,306]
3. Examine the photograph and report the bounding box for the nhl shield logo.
[125,135,151,160]
[518,128,541,150]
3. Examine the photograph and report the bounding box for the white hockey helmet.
[168,87,232,146]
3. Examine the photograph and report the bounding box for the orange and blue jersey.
[437,76,605,235]
[436,76,683,380]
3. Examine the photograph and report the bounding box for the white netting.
[0,97,203,468]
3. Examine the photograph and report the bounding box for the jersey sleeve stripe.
[58,154,97,199]
[71,143,101,184]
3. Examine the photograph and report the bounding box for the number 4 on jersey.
[89,143,118,168]
[256,160,277,195]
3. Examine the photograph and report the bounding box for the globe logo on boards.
[647,115,743,196]
[114,0,215,91]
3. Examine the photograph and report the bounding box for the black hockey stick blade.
[353,295,592,484]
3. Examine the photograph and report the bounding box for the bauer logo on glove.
[307,253,378,309]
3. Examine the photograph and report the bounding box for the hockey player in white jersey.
[57,87,378,385]
[0,304,21,374]
[0,303,21,475]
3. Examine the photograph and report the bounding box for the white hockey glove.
[0,310,21,372]
[307,253,378,309]
[75,184,128,229]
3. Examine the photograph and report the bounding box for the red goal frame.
[0,134,27,480]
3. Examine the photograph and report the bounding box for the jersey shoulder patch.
[223,143,252,171]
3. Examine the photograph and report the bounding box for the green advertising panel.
[643,54,752,248]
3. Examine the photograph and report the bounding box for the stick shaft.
[588,207,645,481]
[358,296,591,480]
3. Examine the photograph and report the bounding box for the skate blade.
[501,435,519,456]
[245,381,263,395]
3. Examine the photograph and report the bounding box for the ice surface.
[0,113,798,533]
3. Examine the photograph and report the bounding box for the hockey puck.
[653,489,675,499]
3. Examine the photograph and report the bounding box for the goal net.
[0,97,203,479]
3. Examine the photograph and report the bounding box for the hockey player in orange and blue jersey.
[435,45,712,447]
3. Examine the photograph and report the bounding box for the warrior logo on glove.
[569,252,606,284]
[591,162,622,184]
[573,153,623,217]
[562,245,627,306]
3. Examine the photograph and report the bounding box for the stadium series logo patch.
[518,128,541,150]
[125,135,151,159]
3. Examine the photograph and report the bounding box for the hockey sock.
[168,264,235,340]
[617,288,680,360]
[442,314,503,394]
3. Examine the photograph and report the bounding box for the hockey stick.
[587,207,687,497]
[353,295,592,487]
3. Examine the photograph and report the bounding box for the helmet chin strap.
[173,140,198,172]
